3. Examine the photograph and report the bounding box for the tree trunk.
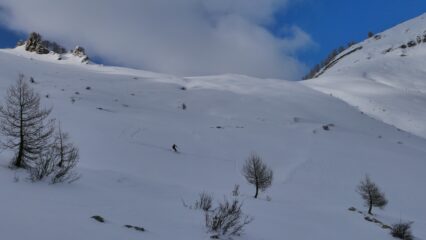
[368,200,373,215]
[15,103,24,168]
[15,142,23,168]
[254,184,259,198]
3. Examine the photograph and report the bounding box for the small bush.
[195,192,213,212]
[232,184,240,197]
[29,148,56,182]
[391,222,413,240]
[205,198,252,238]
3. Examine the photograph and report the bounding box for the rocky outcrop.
[42,40,67,54]
[19,32,90,63]
[22,32,67,55]
[72,46,90,63]
[25,32,49,54]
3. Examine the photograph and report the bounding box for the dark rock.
[42,40,67,54]
[124,224,145,232]
[91,215,105,223]
[407,40,417,47]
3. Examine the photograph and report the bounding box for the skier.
[172,144,178,153]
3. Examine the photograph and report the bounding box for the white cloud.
[0,0,313,79]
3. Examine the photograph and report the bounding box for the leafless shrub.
[205,198,252,238]
[30,146,56,181]
[195,192,213,212]
[232,184,240,197]
[391,222,414,240]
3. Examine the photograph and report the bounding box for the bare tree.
[242,153,273,198]
[0,74,54,169]
[51,124,79,184]
[357,175,388,214]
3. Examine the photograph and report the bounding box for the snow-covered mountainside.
[1,19,426,239]
[305,13,426,139]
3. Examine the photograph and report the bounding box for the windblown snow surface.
[1,15,426,240]
[305,13,426,139]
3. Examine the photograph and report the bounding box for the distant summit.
[17,32,90,63]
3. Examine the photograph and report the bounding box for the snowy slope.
[0,44,425,240]
[305,13,426,138]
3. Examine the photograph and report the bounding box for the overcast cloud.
[0,0,312,79]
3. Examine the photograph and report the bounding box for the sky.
[0,0,424,80]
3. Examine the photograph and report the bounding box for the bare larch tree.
[0,74,54,169]
[242,153,273,198]
[51,124,79,183]
[357,175,388,214]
